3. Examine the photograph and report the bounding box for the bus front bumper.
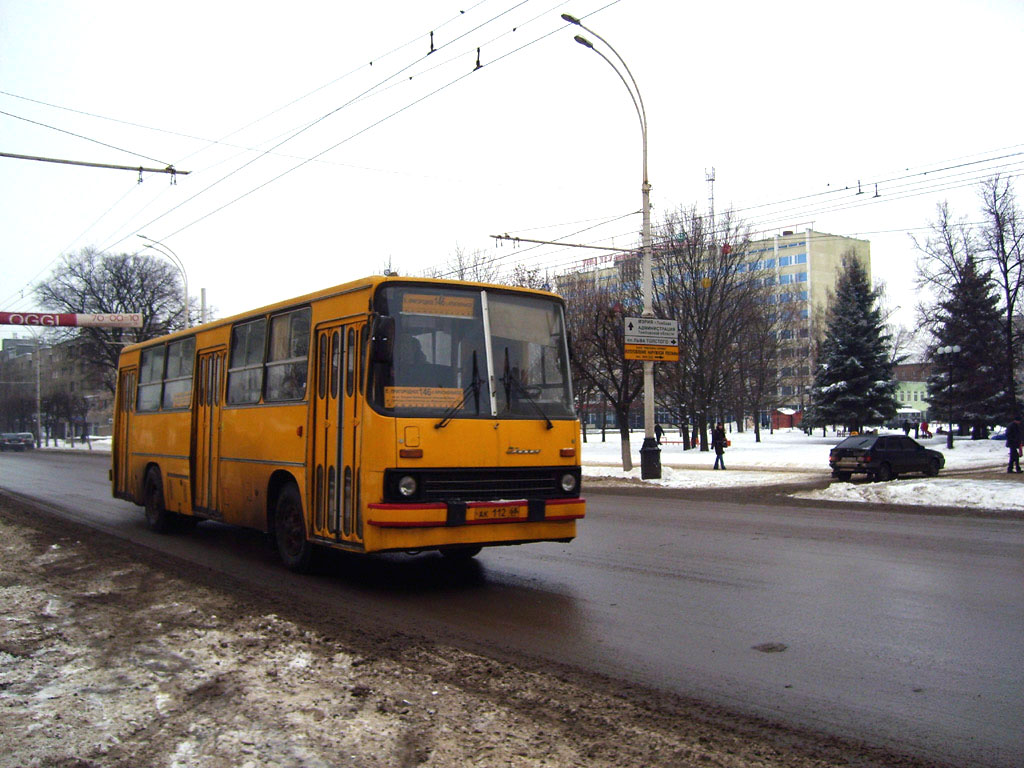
[364,497,584,552]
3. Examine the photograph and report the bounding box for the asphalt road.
[2,449,1022,767]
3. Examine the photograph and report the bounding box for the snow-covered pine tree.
[806,254,898,433]
[926,255,1008,439]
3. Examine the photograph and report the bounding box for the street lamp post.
[937,345,961,449]
[563,13,660,479]
[138,235,190,328]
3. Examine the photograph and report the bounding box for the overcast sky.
[2,0,1022,342]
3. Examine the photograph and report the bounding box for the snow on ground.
[39,427,1024,512]
[581,426,1024,512]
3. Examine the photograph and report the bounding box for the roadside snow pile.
[585,465,815,488]
[584,428,1022,511]
[582,428,1006,472]
[793,477,1024,511]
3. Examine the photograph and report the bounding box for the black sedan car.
[0,433,25,451]
[829,434,945,481]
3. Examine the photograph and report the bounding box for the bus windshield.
[369,284,575,421]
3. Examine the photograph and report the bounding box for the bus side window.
[265,308,311,402]
[346,327,357,397]
[227,318,266,404]
[137,346,164,412]
[162,337,195,409]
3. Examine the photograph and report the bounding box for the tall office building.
[559,227,872,419]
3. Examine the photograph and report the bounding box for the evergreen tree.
[926,255,1008,438]
[806,254,898,432]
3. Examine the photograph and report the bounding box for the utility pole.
[706,167,716,228]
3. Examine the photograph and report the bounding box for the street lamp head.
[952,344,961,354]
[561,13,581,25]
[574,34,594,49]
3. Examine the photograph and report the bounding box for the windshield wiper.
[501,347,554,430]
[435,351,482,429]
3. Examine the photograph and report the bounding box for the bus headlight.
[398,475,418,498]
[560,473,578,493]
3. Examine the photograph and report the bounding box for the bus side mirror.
[373,316,395,363]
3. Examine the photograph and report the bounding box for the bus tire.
[274,483,314,572]
[143,467,174,533]
[441,545,482,561]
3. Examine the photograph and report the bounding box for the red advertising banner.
[0,312,142,328]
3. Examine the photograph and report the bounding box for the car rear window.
[835,436,877,449]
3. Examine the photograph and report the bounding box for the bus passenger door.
[192,347,225,515]
[113,366,136,497]
[312,323,363,545]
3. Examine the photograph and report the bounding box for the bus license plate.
[469,504,526,522]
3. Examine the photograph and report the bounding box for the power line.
[1,1,563,317]
[0,109,176,167]
[105,1,584,249]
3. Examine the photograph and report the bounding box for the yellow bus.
[112,275,584,570]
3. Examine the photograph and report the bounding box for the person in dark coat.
[1006,415,1023,474]
[712,422,727,470]
[654,423,664,444]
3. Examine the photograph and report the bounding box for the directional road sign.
[624,316,679,361]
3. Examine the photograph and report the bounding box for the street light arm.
[574,37,647,148]
[564,15,647,133]
[137,234,184,275]
[137,234,190,328]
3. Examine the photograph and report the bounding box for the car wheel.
[143,467,174,533]
[925,457,940,477]
[836,471,852,481]
[274,483,314,572]
[876,463,893,482]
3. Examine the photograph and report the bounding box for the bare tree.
[559,271,643,470]
[652,205,756,449]
[978,175,1024,414]
[425,245,504,284]
[913,201,979,339]
[35,247,188,391]
[505,263,548,290]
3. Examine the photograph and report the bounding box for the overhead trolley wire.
[113,0,597,248]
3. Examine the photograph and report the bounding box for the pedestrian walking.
[1006,415,1023,474]
[902,419,911,436]
[712,422,727,470]
[655,423,664,444]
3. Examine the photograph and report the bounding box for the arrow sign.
[624,317,679,361]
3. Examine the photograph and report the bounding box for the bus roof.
[119,274,564,355]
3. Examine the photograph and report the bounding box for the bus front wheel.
[143,468,174,533]
[274,483,314,572]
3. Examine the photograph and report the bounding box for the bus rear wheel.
[275,483,314,572]
[143,468,174,533]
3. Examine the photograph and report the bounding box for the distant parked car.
[13,432,35,449]
[0,433,25,452]
[829,434,944,481]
